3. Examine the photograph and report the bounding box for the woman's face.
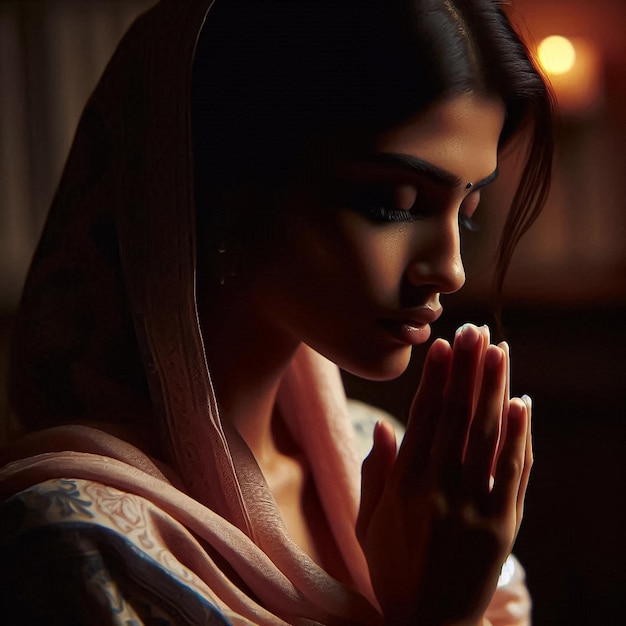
[244,94,505,380]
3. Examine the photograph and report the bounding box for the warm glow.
[538,36,577,76]
[535,36,602,115]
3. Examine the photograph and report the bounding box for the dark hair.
[192,0,553,294]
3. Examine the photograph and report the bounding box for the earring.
[216,241,239,285]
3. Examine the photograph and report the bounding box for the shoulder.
[0,478,230,625]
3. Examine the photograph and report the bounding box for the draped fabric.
[1,1,531,623]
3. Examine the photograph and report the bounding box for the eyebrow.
[356,152,499,191]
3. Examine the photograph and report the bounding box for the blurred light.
[535,36,602,116]
[538,36,576,76]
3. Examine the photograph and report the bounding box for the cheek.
[333,215,411,299]
[264,207,411,309]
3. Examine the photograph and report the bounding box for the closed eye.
[341,182,438,224]
[459,214,479,232]
[459,192,481,232]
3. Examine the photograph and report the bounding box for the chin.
[339,345,412,382]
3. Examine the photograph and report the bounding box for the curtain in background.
[0,0,155,311]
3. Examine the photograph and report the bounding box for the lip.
[378,306,443,345]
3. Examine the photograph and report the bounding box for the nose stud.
[465,182,473,190]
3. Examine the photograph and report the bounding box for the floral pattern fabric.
[0,478,230,625]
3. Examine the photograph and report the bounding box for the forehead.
[374,94,505,186]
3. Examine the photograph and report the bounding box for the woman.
[0,0,552,624]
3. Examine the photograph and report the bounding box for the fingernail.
[508,398,524,420]
[429,338,451,363]
[373,420,383,445]
[455,323,480,350]
[481,324,491,344]
[522,394,532,411]
[485,344,504,368]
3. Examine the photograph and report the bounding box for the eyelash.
[460,214,480,232]
[365,206,414,223]
[361,203,480,232]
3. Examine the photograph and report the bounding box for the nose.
[405,218,466,295]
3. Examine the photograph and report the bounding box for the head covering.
[2,0,379,620]
[10,0,234,503]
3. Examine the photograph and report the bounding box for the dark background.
[1,1,625,624]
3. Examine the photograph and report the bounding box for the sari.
[0,1,531,623]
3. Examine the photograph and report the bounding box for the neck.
[198,279,300,464]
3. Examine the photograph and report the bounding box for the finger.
[396,338,451,478]
[494,341,511,469]
[472,325,491,414]
[463,345,506,498]
[515,395,533,528]
[356,420,397,543]
[491,398,528,518]
[499,341,510,411]
[432,324,483,475]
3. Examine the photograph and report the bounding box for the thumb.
[356,420,397,544]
